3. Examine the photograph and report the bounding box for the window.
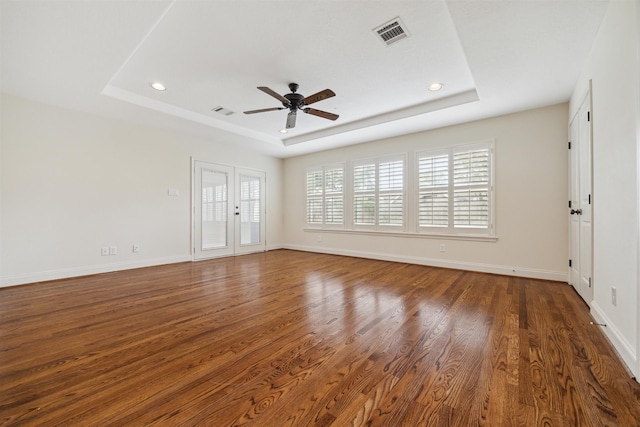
[306,165,344,226]
[417,143,493,234]
[305,142,493,239]
[353,156,405,228]
[417,151,449,227]
[353,163,375,225]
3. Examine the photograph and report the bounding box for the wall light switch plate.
[101,247,109,256]
[109,246,117,255]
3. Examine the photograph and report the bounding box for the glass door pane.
[235,169,266,255]
[239,174,261,245]
[202,169,228,249]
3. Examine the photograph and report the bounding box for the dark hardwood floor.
[1,250,639,426]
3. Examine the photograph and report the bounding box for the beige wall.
[0,94,284,286]
[283,103,569,280]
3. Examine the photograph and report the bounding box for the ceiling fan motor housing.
[284,93,304,110]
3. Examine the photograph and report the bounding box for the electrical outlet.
[101,247,109,256]
[133,244,140,253]
[439,244,446,253]
[109,246,117,255]
[611,287,617,306]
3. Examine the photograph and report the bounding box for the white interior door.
[569,92,593,303]
[194,161,266,260]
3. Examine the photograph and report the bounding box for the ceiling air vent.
[211,106,235,116]
[373,17,409,46]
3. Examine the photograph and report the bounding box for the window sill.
[303,228,498,242]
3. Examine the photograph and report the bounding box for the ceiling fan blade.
[286,111,297,129]
[304,108,339,121]
[243,107,285,114]
[257,86,289,104]
[302,89,335,106]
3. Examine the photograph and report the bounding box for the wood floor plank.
[255,276,442,426]
[1,250,640,426]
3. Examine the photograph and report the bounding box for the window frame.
[416,141,494,236]
[305,164,345,229]
[303,141,496,242]
[351,154,407,231]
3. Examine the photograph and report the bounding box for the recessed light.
[150,82,166,91]
[279,129,288,134]
[428,82,444,91]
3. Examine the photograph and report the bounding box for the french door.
[569,91,593,304]
[193,160,266,260]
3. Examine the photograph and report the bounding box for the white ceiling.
[1,0,609,158]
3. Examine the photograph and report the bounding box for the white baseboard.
[281,244,568,282]
[1,255,192,288]
[1,244,568,286]
[590,301,638,377]
[1,246,289,288]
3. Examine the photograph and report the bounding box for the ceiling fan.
[244,83,339,130]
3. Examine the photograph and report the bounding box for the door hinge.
[587,111,591,122]
[588,194,591,204]
[568,141,571,149]
[569,259,572,267]
[569,200,572,208]
[588,277,592,288]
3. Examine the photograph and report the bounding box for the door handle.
[570,209,583,215]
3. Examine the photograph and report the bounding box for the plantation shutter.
[417,143,492,234]
[418,153,449,227]
[306,165,345,226]
[353,163,376,225]
[353,156,405,228]
[239,175,261,224]
[453,147,490,228]
[324,167,344,225]
[378,159,404,226]
[306,169,323,224]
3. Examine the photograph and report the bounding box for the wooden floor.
[1,250,640,426]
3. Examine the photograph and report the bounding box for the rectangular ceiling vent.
[373,17,409,46]
[211,106,235,116]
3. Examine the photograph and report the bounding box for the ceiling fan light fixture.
[150,81,166,91]
[286,111,297,129]
[428,82,444,91]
